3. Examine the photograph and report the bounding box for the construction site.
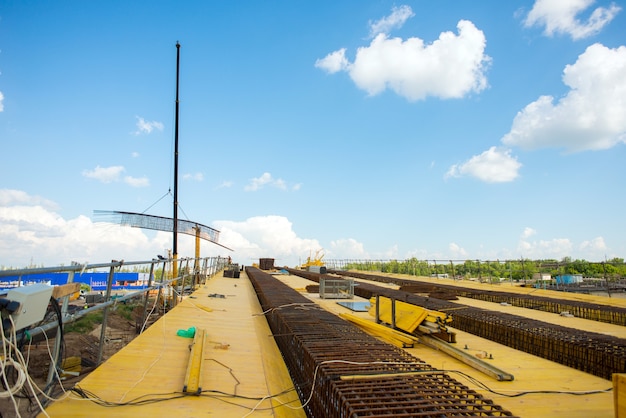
[1,255,624,417]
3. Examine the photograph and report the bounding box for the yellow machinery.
[300,249,325,270]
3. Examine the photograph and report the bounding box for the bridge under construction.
[27,260,623,417]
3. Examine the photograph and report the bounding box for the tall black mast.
[173,42,180,276]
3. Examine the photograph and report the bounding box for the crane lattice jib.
[93,210,220,243]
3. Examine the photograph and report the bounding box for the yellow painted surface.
[41,272,305,418]
[371,296,429,332]
[615,374,626,418]
[272,272,616,418]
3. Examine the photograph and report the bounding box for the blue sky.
[1,1,625,268]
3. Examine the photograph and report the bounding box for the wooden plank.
[52,282,81,299]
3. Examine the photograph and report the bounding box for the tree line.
[333,257,626,283]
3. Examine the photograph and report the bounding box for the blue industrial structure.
[0,272,150,292]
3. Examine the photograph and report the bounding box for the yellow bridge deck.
[41,271,304,417]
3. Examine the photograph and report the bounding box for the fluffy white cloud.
[0,191,171,267]
[244,172,288,191]
[214,216,321,267]
[524,0,620,40]
[315,48,350,74]
[124,176,150,187]
[0,189,57,210]
[329,238,368,259]
[82,165,125,183]
[502,43,626,152]
[445,147,522,183]
[0,91,4,112]
[216,180,233,189]
[0,191,322,268]
[449,242,468,258]
[134,116,164,135]
[521,227,537,239]
[82,166,150,187]
[316,15,490,101]
[518,237,573,259]
[579,236,607,253]
[183,172,204,182]
[368,5,414,38]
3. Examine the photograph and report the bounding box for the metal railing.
[0,256,230,392]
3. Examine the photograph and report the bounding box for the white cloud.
[82,165,150,187]
[0,190,616,268]
[244,172,288,191]
[316,18,490,101]
[329,238,368,259]
[216,180,233,189]
[518,237,573,259]
[524,0,620,40]
[502,43,626,152]
[124,176,150,187]
[183,172,204,181]
[445,147,522,183]
[0,193,176,267]
[0,189,58,210]
[82,165,125,183]
[449,242,468,258]
[502,44,626,151]
[521,227,537,239]
[214,216,321,267]
[131,152,140,158]
[315,48,350,74]
[134,116,164,135]
[368,5,415,38]
[579,236,607,253]
[0,91,4,112]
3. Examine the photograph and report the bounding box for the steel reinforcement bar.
[246,267,518,418]
[328,270,626,326]
[286,268,626,381]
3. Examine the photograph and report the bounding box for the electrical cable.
[443,369,613,397]
[254,302,320,316]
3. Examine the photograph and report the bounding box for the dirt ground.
[1,301,155,418]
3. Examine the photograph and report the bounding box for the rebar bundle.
[332,270,626,326]
[246,267,517,417]
[315,269,626,381]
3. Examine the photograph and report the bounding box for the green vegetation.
[64,311,103,334]
[344,257,626,283]
[114,302,140,321]
[64,303,141,334]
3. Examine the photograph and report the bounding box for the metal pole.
[97,263,116,364]
[140,261,156,333]
[154,260,167,314]
[173,41,180,278]
[46,270,75,387]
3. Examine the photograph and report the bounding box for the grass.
[63,302,143,334]
[64,311,103,334]
[114,302,140,321]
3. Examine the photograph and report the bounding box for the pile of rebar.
[246,267,517,417]
[332,270,626,326]
[313,269,626,380]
